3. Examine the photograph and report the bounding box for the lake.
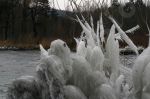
[0,51,40,98]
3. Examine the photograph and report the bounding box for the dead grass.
[0,37,76,50]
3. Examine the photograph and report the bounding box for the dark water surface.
[0,51,137,99]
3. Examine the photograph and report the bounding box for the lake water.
[0,51,40,99]
[0,51,137,99]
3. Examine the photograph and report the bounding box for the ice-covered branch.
[108,16,138,54]
[100,13,105,43]
[125,25,140,34]
[96,20,100,47]
[77,16,95,47]
[115,25,140,41]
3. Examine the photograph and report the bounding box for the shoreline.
[0,46,144,55]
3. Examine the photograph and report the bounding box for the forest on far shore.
[0,0,150,50]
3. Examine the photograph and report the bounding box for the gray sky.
[49,0,112,10]
[49,0,149,10]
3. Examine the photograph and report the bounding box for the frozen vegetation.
[4,14,150,99]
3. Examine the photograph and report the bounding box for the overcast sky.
[49,0,149,10]
[49,0,111,10]
[49,0,112,10]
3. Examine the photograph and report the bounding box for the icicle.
[84,21,97,42]
[116,25,140,35]
[85,46,92,63]
[106,24,120,82]
[74,37,80,48]
[83,18,97,43]
[81,14,86,22]
[80,15,92,33]
[77,16,95,47]
[81,15,96,44]
[90,46,104,72]
[76,16,90,37]
[100,12,105,43]
[90,15,94,30]
[39,44,48,59]
[106,24,116,57]
[96,20,100,47]
[108,16,138,54]
[87,20,105,72]
[146,22,150,47]
[115,25,140,41]
[125,25,140,34]
[77,40,87,58]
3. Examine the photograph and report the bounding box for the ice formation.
[39,44,48,58]
[100,12,105,44]
[132,48,150,99]
[108,16,138,54]
[63,85,87,99]
[105,24,120,83]
[7,14,150,99]
[90,46,104,71]
[132,22,150,99]
[76,40,87,58]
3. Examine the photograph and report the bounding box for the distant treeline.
[0,0,150,49]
